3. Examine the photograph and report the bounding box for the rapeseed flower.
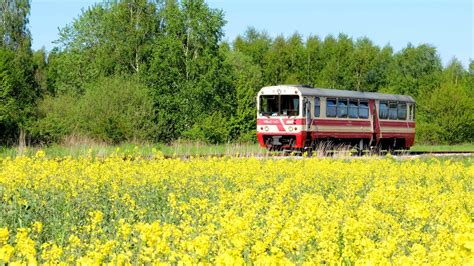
[0,154,472,264]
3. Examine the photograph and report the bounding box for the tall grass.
[0,139,266,159]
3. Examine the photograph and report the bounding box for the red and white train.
[256,85,416,152]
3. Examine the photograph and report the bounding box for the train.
[256,85,416,152]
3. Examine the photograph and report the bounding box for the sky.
[30,0,473,68]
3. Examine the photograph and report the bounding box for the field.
[0,151,473,264]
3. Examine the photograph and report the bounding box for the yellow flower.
[32,221,43,234]
[0,228,9,244]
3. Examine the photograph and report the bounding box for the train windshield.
[259,95,300,116]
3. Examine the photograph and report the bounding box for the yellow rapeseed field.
[0,151,473,265]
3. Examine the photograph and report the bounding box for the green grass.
[1,142,472,159]
[0,141,266,159]
[410,144,474,152]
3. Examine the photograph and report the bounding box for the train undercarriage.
[262,134,409,155]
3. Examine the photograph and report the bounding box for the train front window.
[259,95,299,116]
[259,95,279,116]
[281,95,300,116]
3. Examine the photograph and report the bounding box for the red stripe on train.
[256,119,285,131]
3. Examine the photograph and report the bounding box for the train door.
[304,97,311,130]
[370,99,381,146]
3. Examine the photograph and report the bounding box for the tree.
[304,35,323,87]
[385,43,442,98]
[318,34,354,89]
[226,51,262,141]
[365,45,392,92]
[284,33,306,84]
[442,58,466,85]
[350,37,379,91]
[417,82,473,144]
[233,27,272,68]
[52,0,160,93]
[146,0,229,142]
[0,0,36,147]
[32,48,48,94]
[263,35,288,85]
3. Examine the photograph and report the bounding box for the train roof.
[260,85,416,103]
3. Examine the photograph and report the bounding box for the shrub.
[416,82,473,144]
[34,76,155,143]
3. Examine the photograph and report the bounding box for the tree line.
[1,0,473,146]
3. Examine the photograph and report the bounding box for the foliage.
[33,76,155,144]
[0,154,473,264]
[78,76,155,143]
[384,44,442,97]
[0,0,36,145]
[182,111,231,144]
[146,0,230,142]
[417,82,473,144]
[32,92,79,143]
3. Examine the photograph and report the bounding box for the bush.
[416,82,474,144]
[78,76,155,143]
[33,92,80,143]
[34,76,155,143]
[183,112,231,144]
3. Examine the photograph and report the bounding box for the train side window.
[398,103,407,120]
[359,100,369,119]
[379,101,388,119]
[314,97,320,117]
[410,104,416,120]
[348,99,358,118]
[326,98,337,117]
[337,98,348,118]
[388,102,398,120]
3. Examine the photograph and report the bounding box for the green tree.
[318,34,354,89]
[146,0,229,142]
[32,48,48,94]
[52,0,159,93]
[442,58,466,85]
[226,51,262,141]
[304,35,323,87]
[365,45,393,92]
[417,82,473,144]
[350,37,379,91]
[385,43,442,97]
[233,27,272,67]
[0,0,36,147]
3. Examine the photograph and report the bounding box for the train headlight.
[264,126,269,132]
[288,126,293,132]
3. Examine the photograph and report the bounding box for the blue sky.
[31,0,473,67]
